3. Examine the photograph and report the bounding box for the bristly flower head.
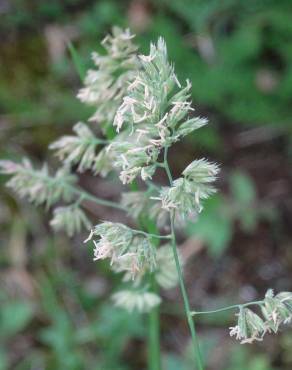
[0,159,76,208]
[49,122,106,173]
[112,37,207,184]
[157,159,219,218]
[261,290,292,331]
[84,222,157,281]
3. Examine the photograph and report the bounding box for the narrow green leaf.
[67,42,86,82]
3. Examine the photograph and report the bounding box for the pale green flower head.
[230,307,266,344]
[158,159,219,219]
[85,222,157,281]
[49,122,106,173]
[261,290,292,331]
[112,37,208,184]
[0,159,76,208]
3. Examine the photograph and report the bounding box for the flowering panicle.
[229,290,292,344]
[77,27,138,132]
[158,159,219,218]
[49,122,107,173]
[0,159,76,208]
[50,204,92,237]
[112,38,207,184]
[3,26,292,348]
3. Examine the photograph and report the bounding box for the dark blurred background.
[1,1,292,369]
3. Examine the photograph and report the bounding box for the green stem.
[133,229,171,240]
[144,218,161,370]
[170,213,204,370]
[131,179,161,370]
[67,184,126,211]
[191,300,265,316]
[164,147,204,370]
[67,41,86,81]
[16,166,126,212]
[163,147,173,185]
[148,276,161,370]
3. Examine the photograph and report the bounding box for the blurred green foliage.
[187,170,276,257]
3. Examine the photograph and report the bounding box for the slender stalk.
[191,300,265,316]
[164,147,204,370]
[163,147,173,185]
[16,165,126,212]
[67,184,126,211]
[148,276,161,370]
[67,41,86,81]
[144,218,161,370]
[170,213,204,370]
[132,229,171,240]
[131,177,161,370]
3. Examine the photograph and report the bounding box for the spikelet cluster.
[158,159,219,218]
[230,290,292,344]
[49,122,106,173]
[84,223,182,310]
[77,27,138,132]
[84,222,157,281]
[0,159,76,208]
[50,28,139,177]
[110,38,207,184]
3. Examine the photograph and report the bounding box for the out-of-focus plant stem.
[145,218,161,370]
